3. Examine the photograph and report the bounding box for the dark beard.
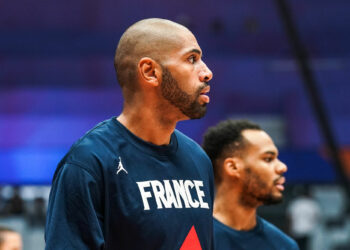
[240,168,283,207]
[160,65,208,119]
[256,193,283,206]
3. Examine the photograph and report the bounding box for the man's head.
[202,120,287,207]
[114,18,213,120]
[0,227,22,250]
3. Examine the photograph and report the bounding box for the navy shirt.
[214,217,299,250]
[45,117,214,250]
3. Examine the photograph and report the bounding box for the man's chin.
[258,193,283,205]
[179,102,207,120]
[188,108,207,120]
[263,196,283,205]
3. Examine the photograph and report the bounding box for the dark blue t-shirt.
[45,117,214,250]
[214,217,299,250]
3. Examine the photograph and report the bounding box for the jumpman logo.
[116,157,128,175]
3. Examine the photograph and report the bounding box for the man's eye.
[264,157,273,162]
[188,55,196,64]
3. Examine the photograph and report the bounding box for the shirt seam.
[64,161,101,181]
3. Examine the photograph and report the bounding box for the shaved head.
[114,18,192,91]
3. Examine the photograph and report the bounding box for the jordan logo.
[116,157,128,175]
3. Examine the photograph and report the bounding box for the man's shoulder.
[175,129,212,165]
[57,118,121,173]
[259,217,299,248]
[71,117,120,152]
[174,129,204,153]
[77,117,118,143]
[174,129,195,143]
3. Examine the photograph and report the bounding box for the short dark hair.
[0,226,17,245]
[202,119,261,183]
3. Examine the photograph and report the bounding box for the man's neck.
[214,186,258,231]
[117,106,179,146]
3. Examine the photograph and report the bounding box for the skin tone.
[0,232,22,250]
[116,19,213,146]
[214,129,288,231]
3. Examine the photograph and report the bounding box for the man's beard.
[240,168,283,207]
[160,66,208,119]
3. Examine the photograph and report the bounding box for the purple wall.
[1,0,349,184]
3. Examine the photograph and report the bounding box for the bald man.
[202,120,299,250]
[45,18,214,249]
[0,227,22,250]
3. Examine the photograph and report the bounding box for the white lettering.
[136,179,209,210]
[136,181,152,210]
[184,180,199,208]
[172,180,190,208]
[150,180,167,209]
[194,181,209,209]
[164,180,179,208]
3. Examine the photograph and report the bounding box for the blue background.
[1,0,349,184]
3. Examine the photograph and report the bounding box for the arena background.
[0,0,349,249]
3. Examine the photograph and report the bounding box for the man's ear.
[223,157,243,179]
[138,57,161,87]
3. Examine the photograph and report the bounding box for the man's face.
[159,29,213,119]
[161,66,209,119]
[239,130,287,207]
[0,232,22,250]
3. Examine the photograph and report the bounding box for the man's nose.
[276,160,287,174]
[199,62,213,83]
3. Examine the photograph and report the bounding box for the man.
[45,18,214,249]
[0,226,22,250]
[202,120,299,250]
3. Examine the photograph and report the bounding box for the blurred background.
[0,0,349,249]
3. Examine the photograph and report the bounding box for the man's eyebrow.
[263,151,277,156]
[185,48,202,56]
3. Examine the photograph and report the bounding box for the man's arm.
[45,163,104,250]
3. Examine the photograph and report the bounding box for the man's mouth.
[274,176,285,191]
[199,86,210,103]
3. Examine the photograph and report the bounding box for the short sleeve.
[45,163,104,250]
